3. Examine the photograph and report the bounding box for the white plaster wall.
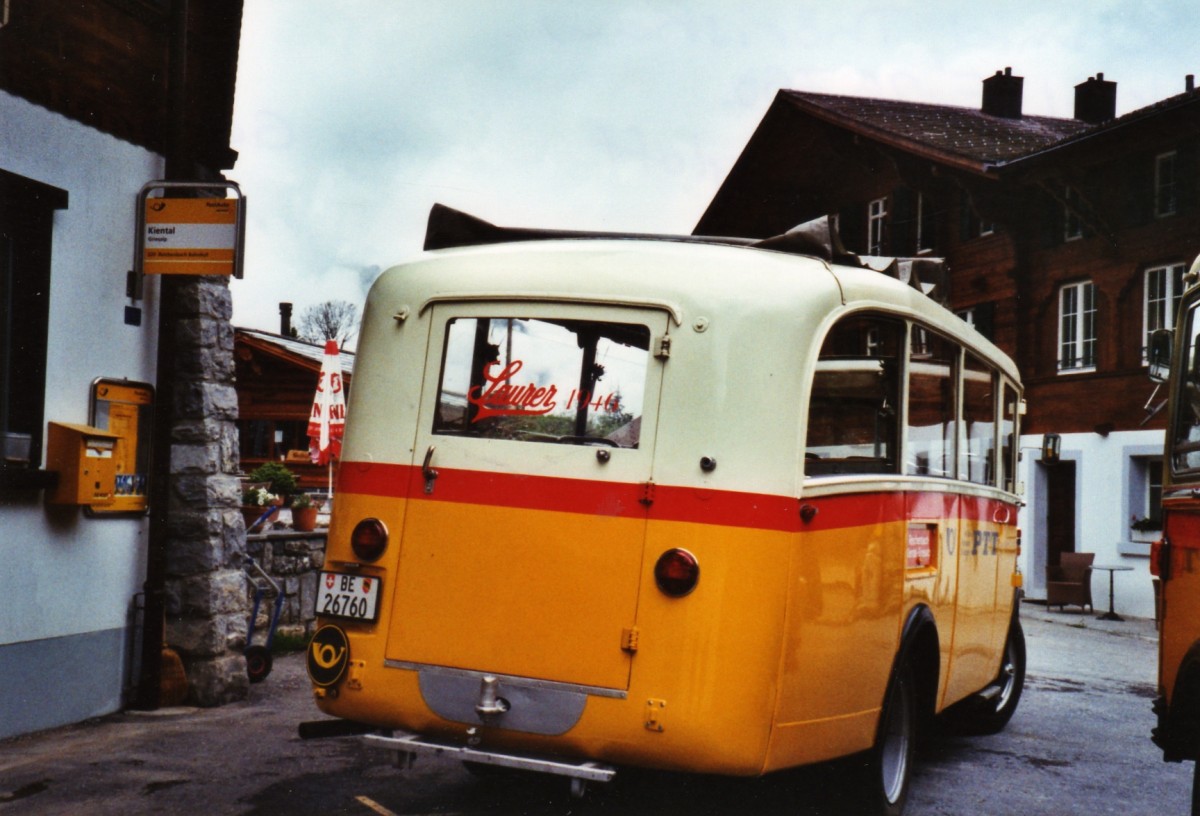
[1016,427,1163,621]
[1,91,164,645]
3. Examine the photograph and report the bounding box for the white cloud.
[230,0,1200,337]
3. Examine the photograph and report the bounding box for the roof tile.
[784,90,1090,165]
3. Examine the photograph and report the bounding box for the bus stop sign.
[135,180,245,279]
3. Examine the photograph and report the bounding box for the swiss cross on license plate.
[316,571,381,621]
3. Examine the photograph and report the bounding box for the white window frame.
[1064,186,1083,242]
[916,193,934,254]
[1143,262,1186,362]
[1058,280,1096,373]
[1156,151,1178,218]
[1148,458,1164,528]
[1126,455,1164,539]
[867,197,886,255]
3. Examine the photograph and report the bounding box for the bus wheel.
[959,620,1026,736]
[856,659,915,816]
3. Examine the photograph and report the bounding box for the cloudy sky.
[228,0,1200,342]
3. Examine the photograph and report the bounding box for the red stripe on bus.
[337,462,798,529]
[336,462,1016,533]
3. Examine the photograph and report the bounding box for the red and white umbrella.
[307,340,346,470]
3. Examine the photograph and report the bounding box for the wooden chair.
[1046,552,1094,612]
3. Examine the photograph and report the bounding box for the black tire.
[245,645,273,683]
[958,620,1026,736]
[855,659,916,816]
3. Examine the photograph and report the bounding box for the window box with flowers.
[1130,515,1162,543]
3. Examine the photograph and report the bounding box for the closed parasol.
[307,340,346,493]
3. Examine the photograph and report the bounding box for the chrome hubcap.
[880,675,911,804]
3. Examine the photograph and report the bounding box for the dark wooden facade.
[0,0,243,175]
[696,78,1200,437]
[234,329,354,490]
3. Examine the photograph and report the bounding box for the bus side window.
[906,329,956,478]
[805,314,902,476]
[1001,382,1019,493]
[962,352,997,486]
[1171,304,1200,471]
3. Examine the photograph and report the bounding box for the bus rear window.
[434,317,649,448]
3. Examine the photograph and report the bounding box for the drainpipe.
[137,0,189,710]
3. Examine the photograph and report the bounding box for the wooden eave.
[0,0,242,171]
[236,333,323,375]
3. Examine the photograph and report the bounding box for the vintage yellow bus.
[1151,254,1200,815]
[302,207,1026,814]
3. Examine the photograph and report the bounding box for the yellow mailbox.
[46,422,120,506]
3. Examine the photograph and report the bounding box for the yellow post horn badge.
[307,625,350,687]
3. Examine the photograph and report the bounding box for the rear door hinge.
[621,626,640,653]
[654,334,671,360]
[639,481,656,506]
[645,698,666,732]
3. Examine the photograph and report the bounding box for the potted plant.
[291,492,319,532]
[246,462,299,502]
[241,486,280,532]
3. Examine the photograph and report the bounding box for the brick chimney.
[982,67,1023,118]
[1074,73,1116,124]
[279,301,293,336]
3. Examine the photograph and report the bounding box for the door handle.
[422,445,439,494]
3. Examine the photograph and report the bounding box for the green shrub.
[247,462,299,497]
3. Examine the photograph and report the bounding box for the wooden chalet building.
[697,68,1200,618]
[235,315,354,490]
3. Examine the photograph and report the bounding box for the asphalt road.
[0,603,1190,815]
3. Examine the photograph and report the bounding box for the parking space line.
[355,795,399,816]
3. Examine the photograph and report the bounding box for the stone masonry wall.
[162,276,251,705]
[244,531,327,641]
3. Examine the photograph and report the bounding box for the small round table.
[1093,564,1135,621]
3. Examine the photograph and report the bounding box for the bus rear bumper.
[363,731,617,792]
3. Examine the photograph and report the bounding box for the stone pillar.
[161,276,250,705]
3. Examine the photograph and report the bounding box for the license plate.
[316,572,381,621]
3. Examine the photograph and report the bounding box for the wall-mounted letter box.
[45,422,121,506]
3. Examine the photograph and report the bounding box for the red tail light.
[351,518,388,563]
[655,548,699,597]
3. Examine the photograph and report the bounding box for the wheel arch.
[1165,640,1200,761]
[893,604,940,730]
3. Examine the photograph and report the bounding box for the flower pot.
[292,505,319,532]
[242,505,275,532]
